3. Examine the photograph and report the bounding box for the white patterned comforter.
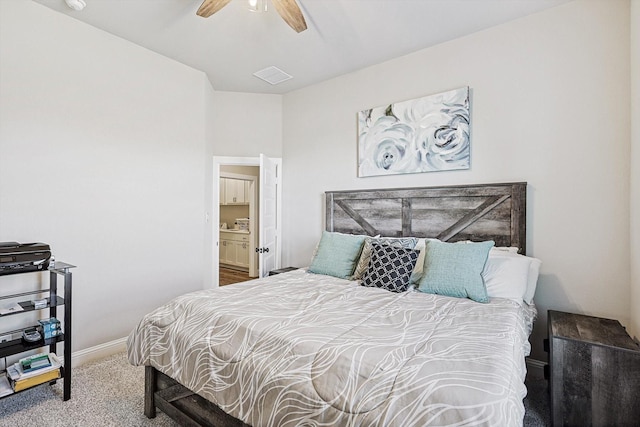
[127,269,536,427]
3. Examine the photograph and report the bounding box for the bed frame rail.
[145,366,249,427]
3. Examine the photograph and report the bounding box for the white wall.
[211,91,282,158]
[0,1,210,352]
[631,0,640,340]
[282,0,631,360]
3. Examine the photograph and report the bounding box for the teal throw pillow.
[417,240,494,303]
[308,231,367,279]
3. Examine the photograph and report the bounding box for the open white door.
[258,154,280,277]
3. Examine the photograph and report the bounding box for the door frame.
[211,156,282,289]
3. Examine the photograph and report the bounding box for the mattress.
[127,268,536,426]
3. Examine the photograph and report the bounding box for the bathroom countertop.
[220,229,250,234]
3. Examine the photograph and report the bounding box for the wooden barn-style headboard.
[325,182,527,254]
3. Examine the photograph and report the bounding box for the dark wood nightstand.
[268,267,298,276]
[547,310,640,427]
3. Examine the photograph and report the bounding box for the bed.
[127,182,538,427]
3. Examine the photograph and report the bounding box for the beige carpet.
[0,352,177,427]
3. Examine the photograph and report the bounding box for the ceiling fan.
[196,0,307,33]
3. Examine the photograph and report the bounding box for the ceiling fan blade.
[196,0,233,18]
[271,0,307,33]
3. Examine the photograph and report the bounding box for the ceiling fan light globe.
[247,0,267,13]
[64,0,86,11]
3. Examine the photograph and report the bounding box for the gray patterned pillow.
[352,237,418,280]
[361,242,419,293]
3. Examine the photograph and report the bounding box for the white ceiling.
[32,0,571,94]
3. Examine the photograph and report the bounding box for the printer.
[0,242,51,276]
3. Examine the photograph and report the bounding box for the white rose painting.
[358,87,470,177]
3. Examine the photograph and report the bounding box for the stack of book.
[6,353,62,392]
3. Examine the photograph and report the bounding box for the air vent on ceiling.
[253,66,293,85]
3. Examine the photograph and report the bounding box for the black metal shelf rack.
[0,262,74,401]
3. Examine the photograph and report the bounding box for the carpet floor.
[0,352,550,426]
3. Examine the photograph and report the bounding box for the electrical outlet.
[0,334,10,343]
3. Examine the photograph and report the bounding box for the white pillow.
[463,240,520,254]
[491,246,520,254]
[482,253,530,303]
[523,256,541,304]
[483,251,541,304]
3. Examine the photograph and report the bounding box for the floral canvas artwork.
[358,87,470,177]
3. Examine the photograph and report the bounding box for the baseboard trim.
[525,357,546,380]
[71,337,128,368]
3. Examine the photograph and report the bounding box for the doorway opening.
[219,166,258,285]
[211,155,282,289]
